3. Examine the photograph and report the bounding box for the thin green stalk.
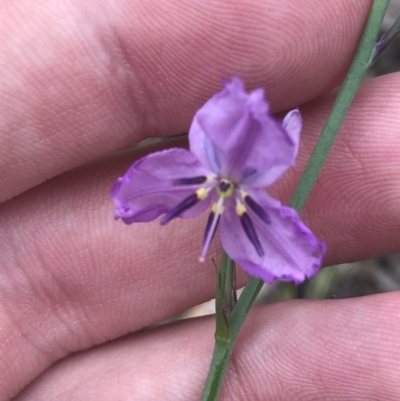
[203,250,235,397]
[214,251,236,342]
[213,257,229,342]
[222,251,236,313]
[200,1,390,400]
[289,1,389,212]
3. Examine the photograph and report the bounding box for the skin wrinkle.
[0,235,59,362]
[1,242,85,361]
[3,70,396,396]
[12,295,400,401]
[0,145,223,360]
[272,74,400,262]
[0,76,398,396]
[0,98,392,398]
[2,0,400,399]
[0,0,370,203]
[35,250,99,352]
[0,201,114,394]
[221,348,256,401]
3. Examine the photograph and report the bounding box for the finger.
[2,71,400,399]
[0,0,372,201]
[13,292,400,401]
[273,71,400,263]
[0,139,228,401]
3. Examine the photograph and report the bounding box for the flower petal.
[282,108,302,149]
[220,190,326,284]
[111,148,212,223]
[189,77,301,186]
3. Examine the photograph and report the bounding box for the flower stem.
[214,251,236,342]
[203,250,236,400]
[289,0,390,212]
[200,1,390,399]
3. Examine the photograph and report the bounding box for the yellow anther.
[240,189,249,199]
[236,201,247,216]
[212,202,225,214]
[196,187,209,200]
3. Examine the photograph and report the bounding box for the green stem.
[289,0,389,212]
[214,251,236,342]
[214,259,229,342]
[200,342,231,400]
[203,250,236,398]
[200,1,389,400]
[222,251,236,313]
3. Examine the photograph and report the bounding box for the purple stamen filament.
[172,176,207,186]
[161,193,200,225]
[244,195,271,224]
[240,212,264,257]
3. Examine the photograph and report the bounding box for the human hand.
[1,0,400,399]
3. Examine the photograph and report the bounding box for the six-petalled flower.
[111,77,326,284]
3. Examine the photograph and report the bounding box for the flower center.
[217,179,234,198]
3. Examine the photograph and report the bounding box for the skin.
[1,0,400,399]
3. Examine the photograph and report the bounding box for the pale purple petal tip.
[111,148,211,223]
[189,77,302,187]
[220,190,325,285]
[282,109,302,151]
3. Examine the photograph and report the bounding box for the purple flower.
[111,78,326,284]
